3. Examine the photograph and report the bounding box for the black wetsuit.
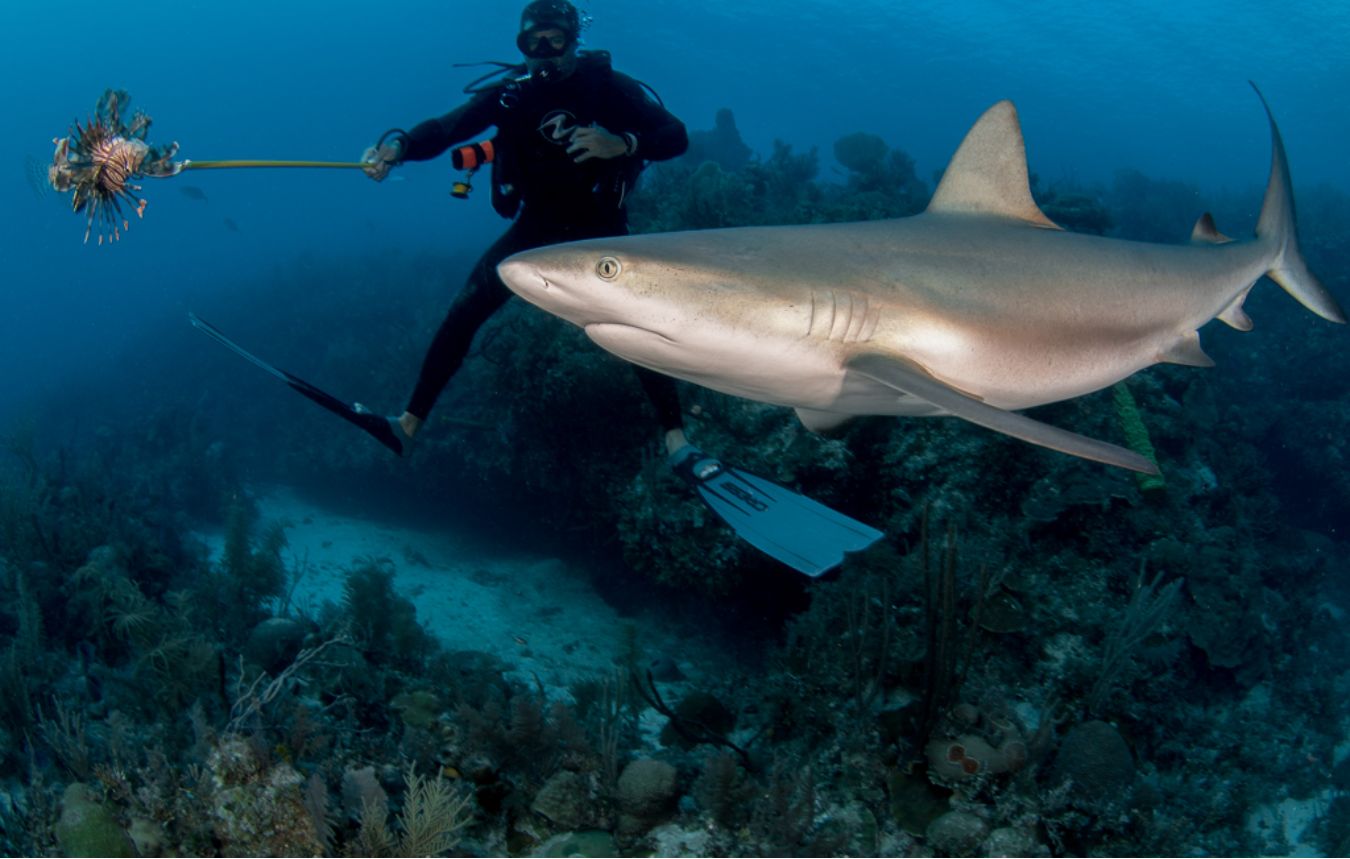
[399,52,690,428]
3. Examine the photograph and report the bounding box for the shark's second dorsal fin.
[1191,213,1234,245]
[926,100,1062,230]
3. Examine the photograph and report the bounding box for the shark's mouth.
[584,322,677,351]
[585,321,752,393]
[585,322,711,376]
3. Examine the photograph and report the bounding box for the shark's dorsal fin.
[927,100,1062,230]
[1191,213,1234,245]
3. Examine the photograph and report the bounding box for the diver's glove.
[361,135,405,182]
[567,125,633,163]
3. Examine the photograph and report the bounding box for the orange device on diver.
[450,139,495,199]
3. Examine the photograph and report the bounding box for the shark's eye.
[596,256,622,280]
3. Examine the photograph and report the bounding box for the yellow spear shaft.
[179,159,367,170]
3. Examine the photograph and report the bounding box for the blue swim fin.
[188,313,405,456]
[669,444,883,576]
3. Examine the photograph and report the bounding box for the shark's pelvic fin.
[926,100,1062,230]
[1217,289,1255,332]
[1250,82,1346,324]
[1158,331,1216,367]
[846,352,1159,474]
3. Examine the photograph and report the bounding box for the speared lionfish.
[49,89,181,245]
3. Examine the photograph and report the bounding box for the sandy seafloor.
[192,482,733,749]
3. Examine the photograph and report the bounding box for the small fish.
[75,640,103,703]
[223,217,240,232]
[23,154,48,198]
[179,185,209,202]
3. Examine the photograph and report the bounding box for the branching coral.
[1088,564,1183,714]
[355,765,472,857]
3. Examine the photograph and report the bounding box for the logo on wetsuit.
[538,110,581,146]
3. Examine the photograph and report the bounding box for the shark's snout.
[497,257,547,297]
[499,252,603,328]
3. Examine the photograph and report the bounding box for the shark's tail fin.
[1252,82,1346,324]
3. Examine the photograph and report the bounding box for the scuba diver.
[361,0,693,457]
[347,0,882,574]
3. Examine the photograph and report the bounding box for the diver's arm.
[401,91,499,162]
[607,72,688,162]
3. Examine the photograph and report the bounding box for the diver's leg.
[633,367,688,454]
[399,224,535,437]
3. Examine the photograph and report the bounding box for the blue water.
[2,0,1346,416]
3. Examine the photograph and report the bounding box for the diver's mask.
[517,28,570,58]
[517,27,578,83]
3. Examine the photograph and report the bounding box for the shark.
[498,88,1344,473]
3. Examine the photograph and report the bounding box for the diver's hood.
[519,0,581,40]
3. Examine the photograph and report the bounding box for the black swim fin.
[188,313,405,456]
[669,444,883,576]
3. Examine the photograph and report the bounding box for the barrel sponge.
[1051,720,1135,801]
[55,783,136,858]
[926,810,990,857]
[617,758,679,818]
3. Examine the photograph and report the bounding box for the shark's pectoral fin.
[794,408,854,433]
[845,353,1160,475]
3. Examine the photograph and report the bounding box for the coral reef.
[207,737,324,857]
